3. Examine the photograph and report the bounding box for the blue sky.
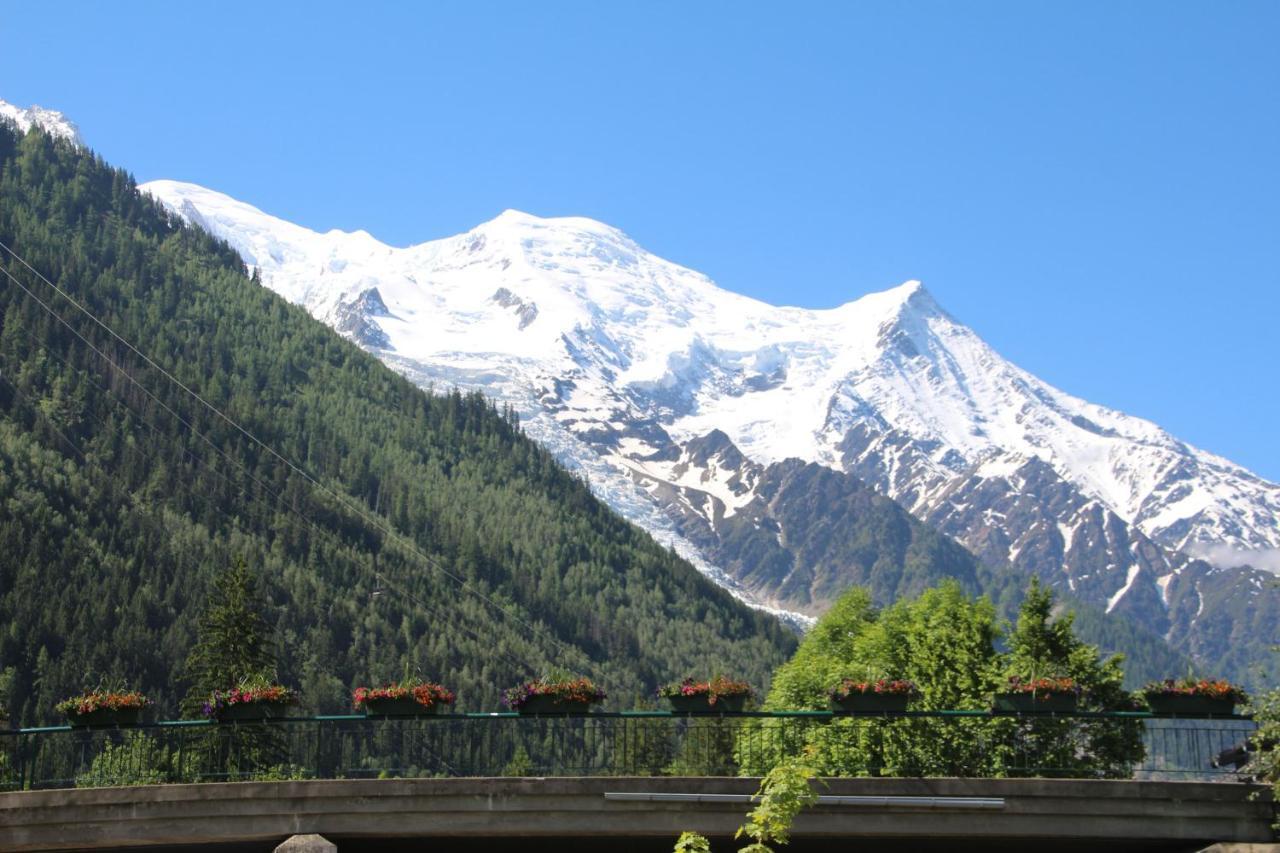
[2,2,1277,480]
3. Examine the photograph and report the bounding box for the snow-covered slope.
[139,178,1280,670]
[0,99,82,145]
[142,179,1279,554]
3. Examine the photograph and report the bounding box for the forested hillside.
[0,123,797,724]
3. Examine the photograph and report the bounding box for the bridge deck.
[1,776,1273,852]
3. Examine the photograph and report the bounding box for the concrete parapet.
[0,776,1273,851]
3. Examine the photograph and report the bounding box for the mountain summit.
[140,178,1278,679]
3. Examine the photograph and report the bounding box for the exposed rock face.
[333,287,394,349]
[492,287,540,329]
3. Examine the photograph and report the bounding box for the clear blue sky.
[2,2,1277,480]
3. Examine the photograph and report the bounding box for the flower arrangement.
[353,679,456,711]
[1142,678,1248,704]
[828,678,917,713]
[503,674,605,712]
[830,678,918,701]
[1003,676,1081,696]
[658,676,754,707]
[1142,678,1247,715]
[203,676,299,719]
[57,689,151,726]
[993,675,1081,713]
[55,690,152,717]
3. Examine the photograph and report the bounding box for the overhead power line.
[0,239,591,676]
[0,326,546,680]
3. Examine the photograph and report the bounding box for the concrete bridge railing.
[1,775,1274,851]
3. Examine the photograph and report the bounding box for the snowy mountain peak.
[129,164,1280,679]
[0,99,82,145]
[893,279,946,317]
[138,177,1280,583]
[459,208,660,299]
[872,278,927,307]
[482,207,634,240]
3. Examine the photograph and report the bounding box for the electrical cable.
[0,237,581,666]
[0,328,550,682]
[0,246,597,679]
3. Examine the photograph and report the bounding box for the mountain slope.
[137,178,1279,684]
[0,121,799,725]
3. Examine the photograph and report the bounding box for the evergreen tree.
[0,666,14,725]
[1001,577,1144,777]
[181,557,277,716]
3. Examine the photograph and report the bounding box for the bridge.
[1,711,1273,851]
[3,775,1273,851]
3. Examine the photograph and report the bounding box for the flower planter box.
[667,694,748,713]
[362,697,443,717]
[515,695,594,715]
[993,692,1078,713]
[830,693,911,714]
[216,702,294,722]
[1145,695,1236,716]
[66,707,143,728]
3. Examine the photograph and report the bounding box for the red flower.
[1142,678,1246,703]
[657,676,753,706]
[352,680,456,709]
[1004,676,1080,696]
[831,678,917,700]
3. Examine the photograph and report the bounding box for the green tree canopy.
[742,579,1143,778]
[762,588,878,710]
[999,577,1143,777]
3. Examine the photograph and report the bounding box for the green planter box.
[216,702,294,723]
[66,707,142,728]
[362,697,443,717]
[1145,694,1236,716]
[667,694,748,713]
[515,695,594,715]
[993,692,1077,713]
[830,693,911,714]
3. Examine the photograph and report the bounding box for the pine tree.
[1001,577,1143,777]
[181,557,277,716]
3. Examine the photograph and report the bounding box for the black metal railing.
[0,710,1257,791]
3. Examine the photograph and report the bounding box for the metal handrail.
[0,711,1258,791]
[0,708,1253,734]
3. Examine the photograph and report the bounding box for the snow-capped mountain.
[0,99,82,145]
[139,179,1279,676]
